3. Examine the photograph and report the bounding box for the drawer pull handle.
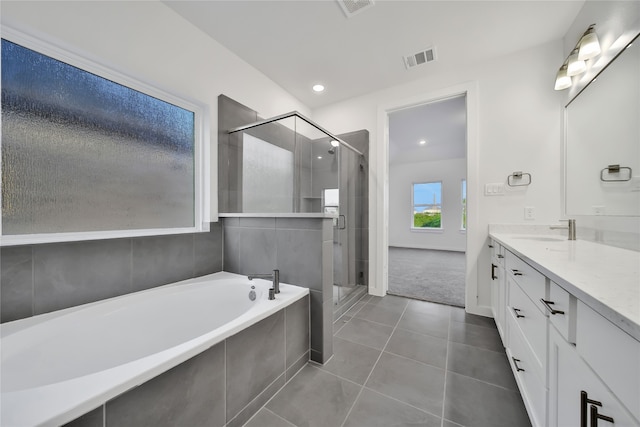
[590,405,614,427]
[497,254,504,259]
[512,357,525,372]
[540,299,565,315]
[580,391,603,427]
[491,264,497,280]
[511,269,522,276]
[488,244,494,248]
[512,307,525,318]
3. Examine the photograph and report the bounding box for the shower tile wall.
[0,223,223,323]
[223,216,334,363]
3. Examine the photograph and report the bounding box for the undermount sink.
[513,236,566,242]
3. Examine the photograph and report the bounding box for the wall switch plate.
[592,205,605,215]
[524,206,535,220]
[484,183,505,196]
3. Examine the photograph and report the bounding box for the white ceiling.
[389,94,466,165]
[165,0,583,109]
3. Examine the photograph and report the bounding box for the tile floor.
[244,294,531,427]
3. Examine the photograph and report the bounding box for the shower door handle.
[339,215,347,230]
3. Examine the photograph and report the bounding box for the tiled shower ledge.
[218,213,337,218]
[489,224,640,341]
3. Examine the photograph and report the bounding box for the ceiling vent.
[403,47,437,69]
[337,0,375,18]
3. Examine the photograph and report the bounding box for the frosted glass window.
[1,39,196,235]
[242,134,293,212]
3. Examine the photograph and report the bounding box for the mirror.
[565,34,640,216]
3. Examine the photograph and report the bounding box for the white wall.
[313,40,566,315]
[389,159,466,252]
[0,1,310,221]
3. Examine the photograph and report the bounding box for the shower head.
[328,147,336,154]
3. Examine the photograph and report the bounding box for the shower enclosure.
[224,112,366,314]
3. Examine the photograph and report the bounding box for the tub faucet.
[550,219,576,240]
[248,269,280,295]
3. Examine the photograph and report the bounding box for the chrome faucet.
[550,219,576,240]
[248,269,280,295]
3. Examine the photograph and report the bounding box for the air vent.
[403,47,437,69]
[337,0,375,18]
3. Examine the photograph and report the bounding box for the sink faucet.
[248,269,280,295]
[550,219,576,240]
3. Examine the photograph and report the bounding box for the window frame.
[0,26,210,246]
[410,181,443,232]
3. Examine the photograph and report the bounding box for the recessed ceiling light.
[419,139,427,145]
[330,140,340,147]
[317,156,323,159]
[312,84,325,92]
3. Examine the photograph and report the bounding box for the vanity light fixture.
[554,23,602,90]
[312,84,325,92]
[554,64,572,90]
[566,48,586,76]
[578,24,601,60]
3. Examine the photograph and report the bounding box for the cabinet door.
[549,326,639,427]
[491,260,506,343]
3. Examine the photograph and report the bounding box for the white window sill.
[410,227,444,233]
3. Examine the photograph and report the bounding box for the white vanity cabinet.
[490,239,640,427]
[490,239,507,341]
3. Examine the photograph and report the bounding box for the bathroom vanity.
[489,229,639,427]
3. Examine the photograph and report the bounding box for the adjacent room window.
[461,179,467,230]
[412,182,442,229]
[1,33,207,243]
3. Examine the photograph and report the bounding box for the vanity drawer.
[505,250,545,312]
[507,312,547,427]
[545,281,576,343]
[508,278,546,375]
[576,301,640,421]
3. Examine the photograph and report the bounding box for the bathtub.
[0,271,308,427]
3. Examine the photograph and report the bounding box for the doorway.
[386,94,467,307]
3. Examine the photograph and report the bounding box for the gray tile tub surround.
[63,295,310,427]
[0,223,223,323]
[223,216,334,364]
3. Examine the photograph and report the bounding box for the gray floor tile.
[343,388,441,427]
[266,365,361,427]
[243,408,296,427]
[344,300,366,317]
[443,371,531,427]
[447,341,517,391]
[319,337,381,385]
[334,315,352,335]
[450,307,496,329]
[405,299,451,318]
[367,295,410,311]
[335,317,394,350]
[443,420,465,427]
[353,302,404,327]
[397,309,450,339]
[365,352,445,416]
[385,328,447,369]
[448,321,503,353]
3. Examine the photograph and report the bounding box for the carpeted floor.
[388,246,466,307]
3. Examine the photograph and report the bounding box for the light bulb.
[566,48,586,76]
[330,140,340,147]
[554,65,571,91]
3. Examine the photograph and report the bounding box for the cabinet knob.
[488,244,494,248]
[540,299,565,315]
[511,269,522,276]
[497,254,504,259]
[512,307,525,318]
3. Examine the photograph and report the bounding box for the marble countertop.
[489,230,640,341]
